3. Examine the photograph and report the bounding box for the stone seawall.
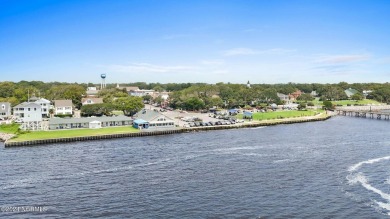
[4,116,331,147]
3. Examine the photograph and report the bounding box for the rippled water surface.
[1,116,390,218]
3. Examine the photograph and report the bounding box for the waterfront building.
[48,115,133,130]
[0,102,11,119]
[13,102,43,130]
[54,100,73,115]
[133,119,149,129]
[133,109,175,129]
[34,98,51,118]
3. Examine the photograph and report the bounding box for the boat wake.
[347,156,390,215]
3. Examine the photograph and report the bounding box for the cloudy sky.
[1,0,390,84]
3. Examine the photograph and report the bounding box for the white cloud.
[223,48,259,56]
[200,59,225,65]
[222,47,295,56]
[315,54,371,64]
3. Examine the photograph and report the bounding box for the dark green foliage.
[297,102,307,110]
[81,103,115,117]
[323,100,334,109]
[113,96,144,116]
[297,93,314,102]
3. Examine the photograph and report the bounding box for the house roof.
[54,100,73,107]
[34,98,51,103]
[13,102,41,108]
[134,109,174,122]
[48,115,132,125]
[81,98,104,104]
[134,119,148,124]
[0,102,11,107]
[345,88,359,97]
[118,86,139,92]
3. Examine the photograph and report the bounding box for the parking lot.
[144,104,239,127]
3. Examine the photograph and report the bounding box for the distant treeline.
[1,81,390,109]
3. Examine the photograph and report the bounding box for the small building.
[289,90,303,101]
[228,109,239,115]
[345,88,359,98]
[89,120,102,129]
[133,109,175,129]
[243,111,253,119]
[277,93,291,104]
[86,87,99,97]
[54,100,73,115]
[48,115,133,130]
[0,102,11,119]
[133,119,149,129]
[130,89,155,97]
[81,97,104,105]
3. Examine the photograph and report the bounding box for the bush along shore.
[4,113,331,147]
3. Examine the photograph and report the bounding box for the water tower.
[101,74,106,89]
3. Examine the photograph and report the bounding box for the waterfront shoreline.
[4,114,331,147]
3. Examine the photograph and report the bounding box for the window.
[1,104,5,110]
[34,108,37,111]
[28,108,31,111]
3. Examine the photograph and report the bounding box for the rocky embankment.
[0,133,15,142]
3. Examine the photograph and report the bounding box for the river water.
[1,116,390,218]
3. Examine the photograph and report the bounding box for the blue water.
[1,116,390,218]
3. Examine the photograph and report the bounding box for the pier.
[336,109,390,120]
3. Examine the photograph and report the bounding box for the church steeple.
[247,80,251,88]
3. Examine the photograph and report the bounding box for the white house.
[13,102,42,122]
[277,93,291,104]
[0,102,11,119]
[13,102,43,130]
[34,98,51,118]
[54,100,73,115]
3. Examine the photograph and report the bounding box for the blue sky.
[1,0,390,84]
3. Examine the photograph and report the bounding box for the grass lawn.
[9,126,140,142]
[237,110,323,120]
[0,123,20,134]
[331,99,382,106]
